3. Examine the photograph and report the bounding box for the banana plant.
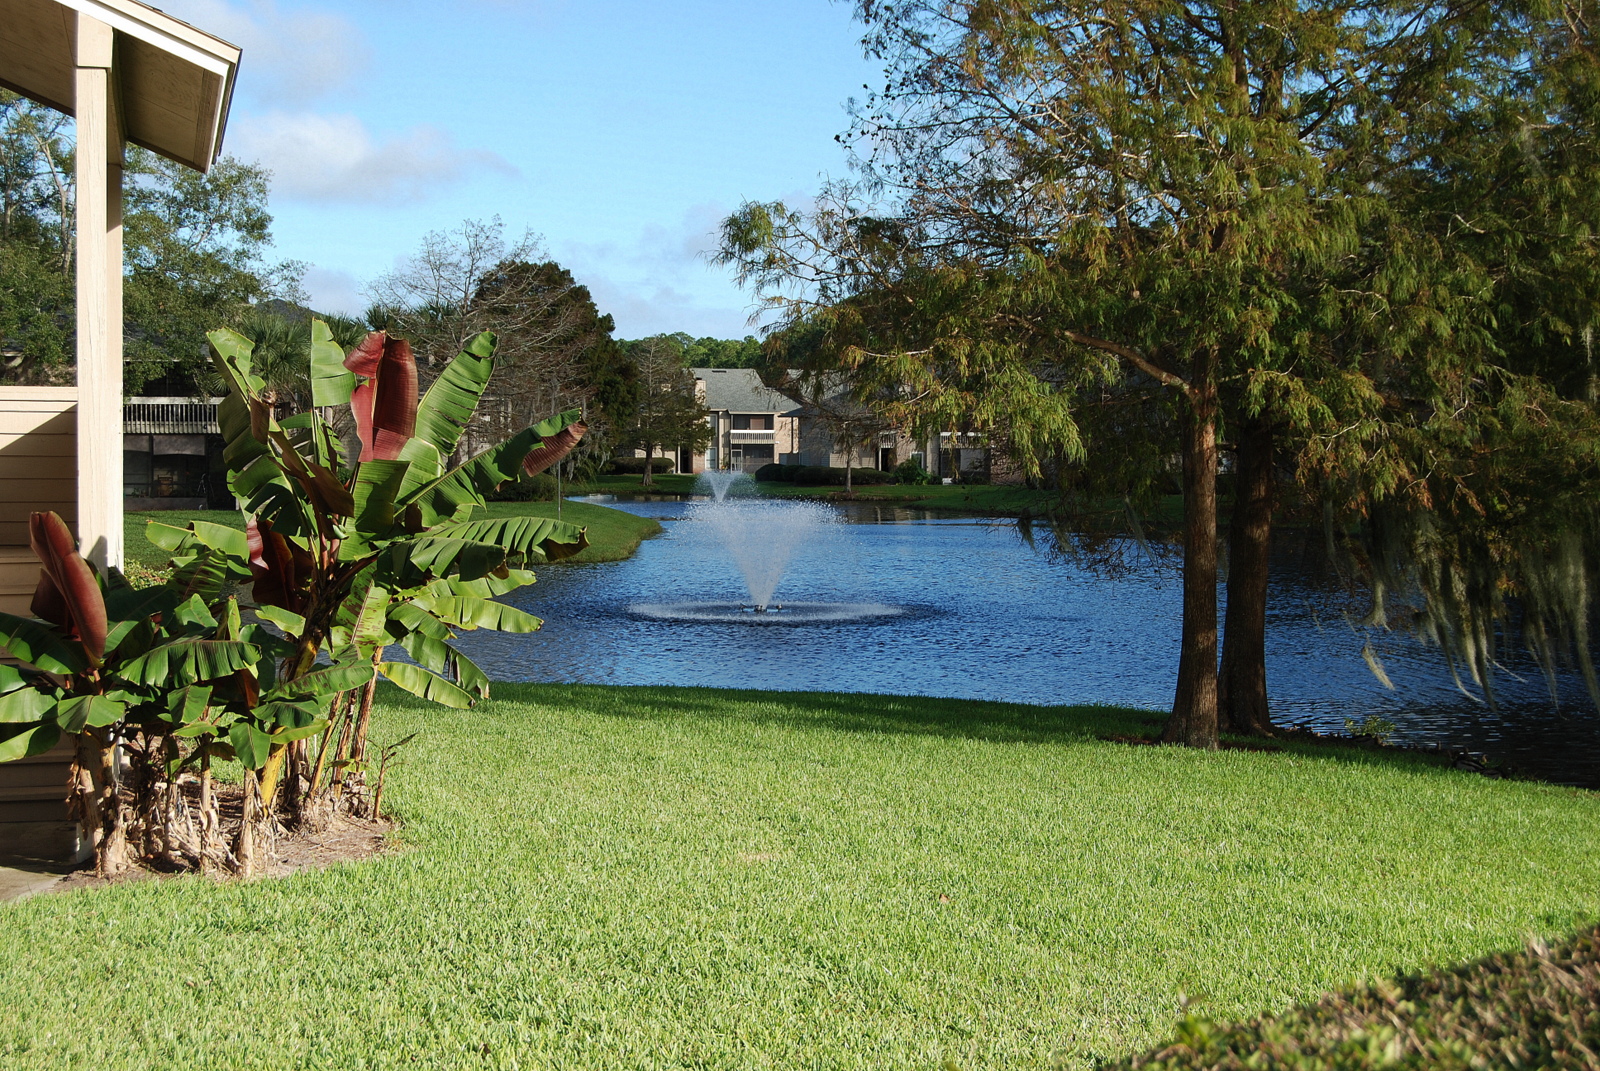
[0,512,272,874]
[150,320,588,809]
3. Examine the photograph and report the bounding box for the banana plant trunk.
[71,728,130,877]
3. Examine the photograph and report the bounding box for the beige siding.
[0,735,80,864]
[0,548,39,618]
[0,389,78,550]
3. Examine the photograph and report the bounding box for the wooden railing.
[122,398,221,435]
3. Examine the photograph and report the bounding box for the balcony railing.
[123,398,222,435]
[729,429,776,442]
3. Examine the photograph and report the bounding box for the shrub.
[753,463,804,482]
[490,472,559,502]
[1103,925,1600,1070]
[793,466,895,486]
[606,456,676,475]
[893,459,932,485]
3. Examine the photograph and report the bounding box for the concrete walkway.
[0,865,66,903]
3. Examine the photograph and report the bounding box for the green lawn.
[479,501,661,563]
[754,479,1065,514]
[125,500,660,571]
[578,473,701,495]
[583,472,1181,522]
[2,686,1595,1069]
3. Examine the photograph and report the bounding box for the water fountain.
[627,472,904,626]
[698,469,749,502]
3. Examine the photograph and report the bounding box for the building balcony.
[729,429,776,443]
[123,398,222,435]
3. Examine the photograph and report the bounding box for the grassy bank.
[123,500,660,573]
[756,479,1067,515]
[1109,921,1600,1069]
[2,685,1595,1069]
[580,472,1187,522]
[577,473,700,495]
[480,500,661,563]
[579,472,1065,513]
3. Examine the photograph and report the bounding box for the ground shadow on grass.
[378,682,1485,783]
[1101,921,1600,1071]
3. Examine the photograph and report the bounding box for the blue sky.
[155,0,879,338]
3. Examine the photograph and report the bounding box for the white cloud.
[154,0,369,106]
[231,112,517,205]
[301,265,364,317]
[578,276,762,340]
[557,202,779,338]
[638,201,729,270]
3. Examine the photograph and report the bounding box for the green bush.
[793,466,895,486]
[1102,925,1600,1070]
[753,463,804,482]
[606,456,676,475]
[489,472,559,502]
[893,458,932,485]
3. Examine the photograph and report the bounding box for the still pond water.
[456,495,1600,788]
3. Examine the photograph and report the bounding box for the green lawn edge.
[574,472,1186,522]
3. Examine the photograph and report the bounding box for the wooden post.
[75,13,124,571]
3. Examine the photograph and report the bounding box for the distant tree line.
[0,90,304,393]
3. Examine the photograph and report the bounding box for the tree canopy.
[0,90,303,392]
[621,335,712,485]
[720,0,1600,743]
[367,218,637,465]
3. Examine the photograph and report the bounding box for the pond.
[454,495,1600,788]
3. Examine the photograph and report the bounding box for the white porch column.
[74,14,124,570]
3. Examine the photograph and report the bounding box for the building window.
[732,414,773,430]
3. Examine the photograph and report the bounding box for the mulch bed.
[47,779,394,895]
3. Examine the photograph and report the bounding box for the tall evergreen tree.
[723,0,1516,746]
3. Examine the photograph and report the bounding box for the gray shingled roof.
[691,368,802,415]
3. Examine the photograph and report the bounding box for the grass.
[1108,921,1600,1068]
[584,472,1186,522]
[754,479,1067,515]
[578,473,701,495]
[122,510,242,573]
[123,500,660,571]
[479,500,661,563]
[1,685,1595,1069]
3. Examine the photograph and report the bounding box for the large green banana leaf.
[118,639,260,688]
[428,515,589,564]
[378,661,474,708]
[310,319,355,407]
[411,332,496,462]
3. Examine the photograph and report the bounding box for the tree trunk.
[642,444,655,487]
[1219,416,1276,736]
[234,768,258,878]
[1162,364,1221,749]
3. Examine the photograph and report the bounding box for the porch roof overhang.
[0,0,240,172]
